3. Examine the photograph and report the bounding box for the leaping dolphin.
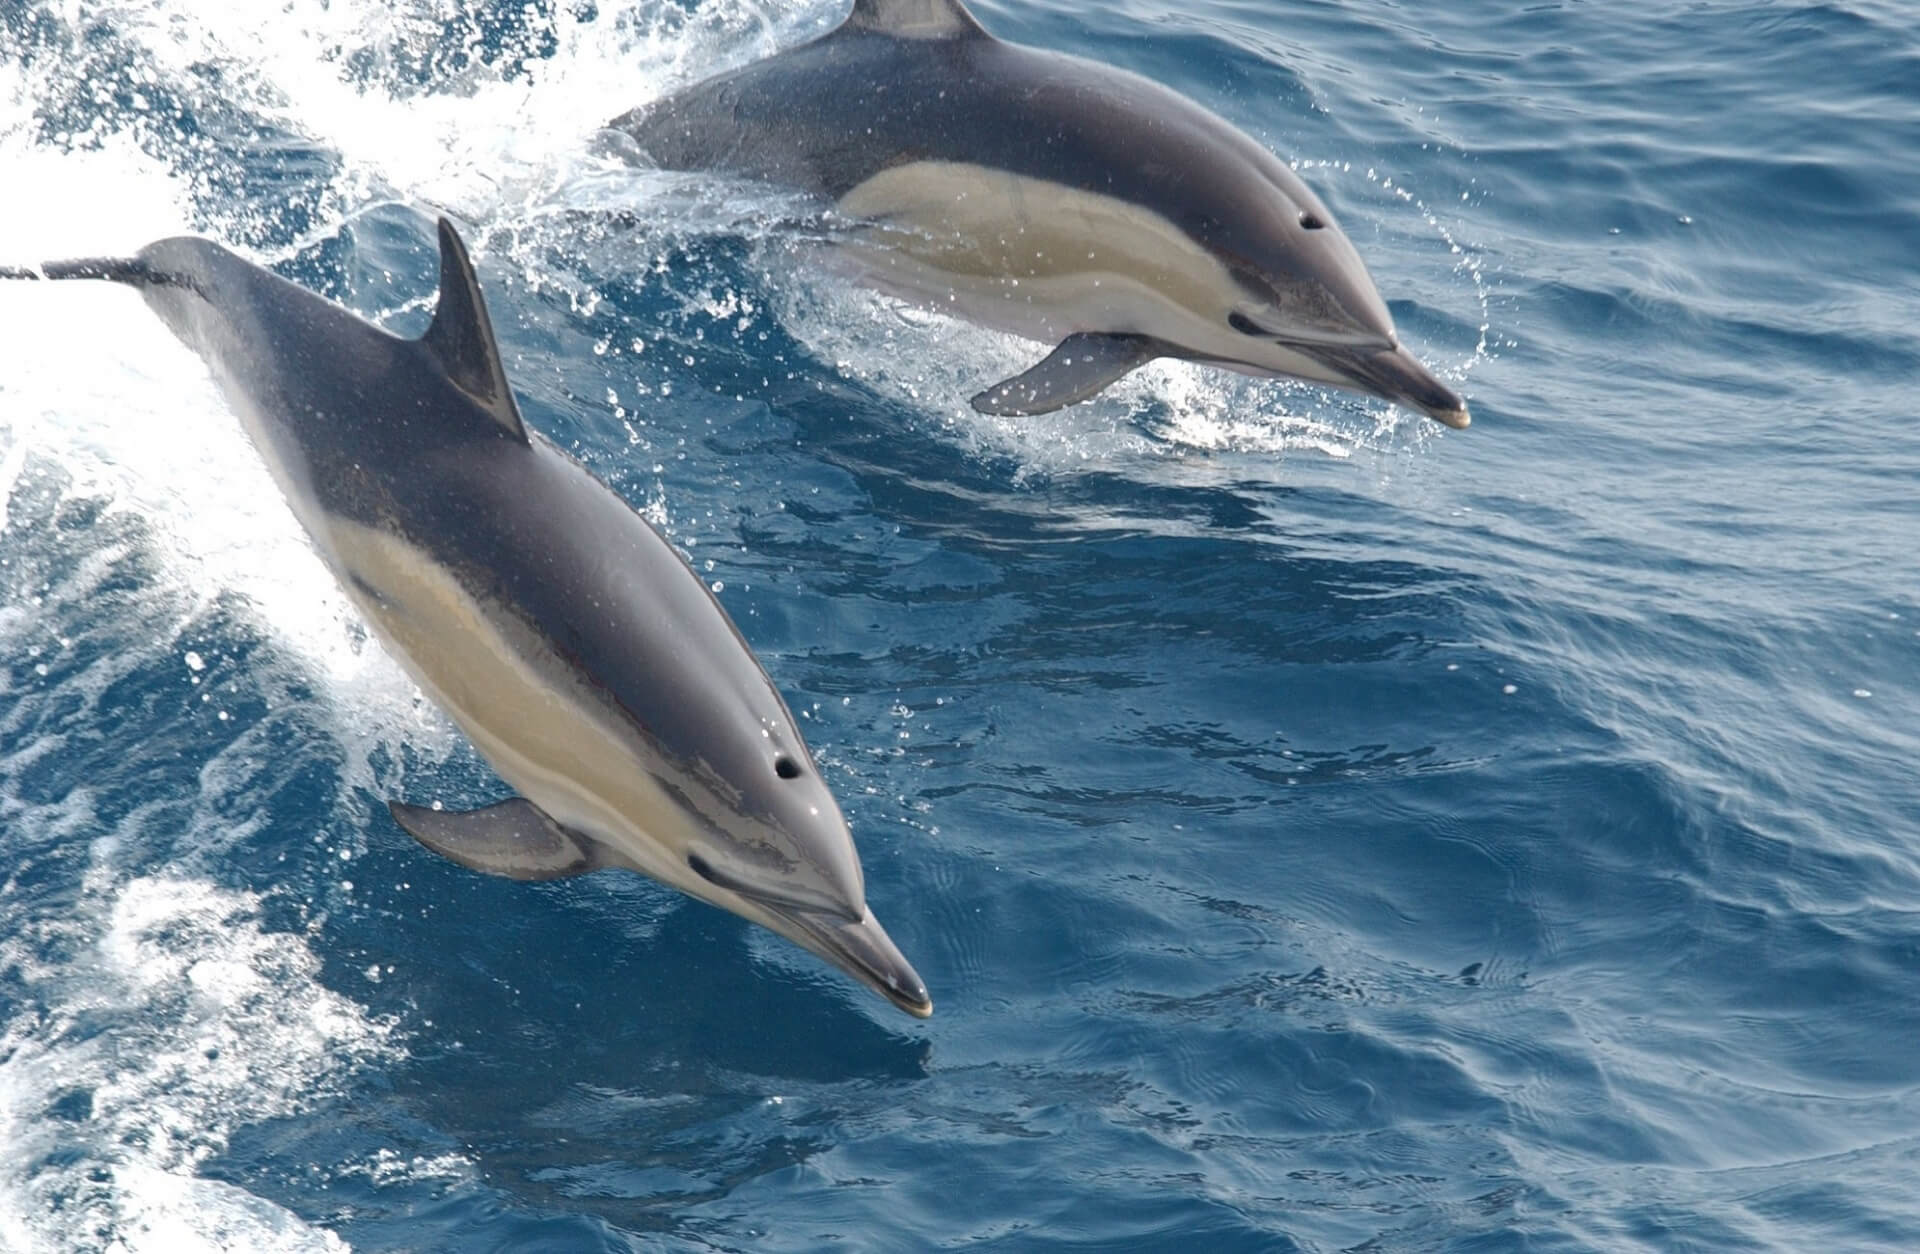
[4,221,932,1018]
[610,0,1470,428]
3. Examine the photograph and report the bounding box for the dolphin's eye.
[1298,211,1326,230]
[774,755,802,780]
[1228,312,1268,337]
[688,852,719,883]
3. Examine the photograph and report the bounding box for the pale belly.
[829,159,1350,389]
[320,515,709,891]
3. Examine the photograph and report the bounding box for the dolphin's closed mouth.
[1308,341,1472,429]
[1232,309,1393,353]
[778,904,933,1018]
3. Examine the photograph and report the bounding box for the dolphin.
[3,220,932,1018]
[609,0,1470,428]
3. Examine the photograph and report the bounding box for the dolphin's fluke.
[970,332,1165,416]
[421,218,527,443]
[390,797,607,881]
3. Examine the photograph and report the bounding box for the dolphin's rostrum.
[611,0,1471,428]
[7,221,932,1018]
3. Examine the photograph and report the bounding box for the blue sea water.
[2,0,1918,1248]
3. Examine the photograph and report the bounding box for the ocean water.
[2,0,1917,1248]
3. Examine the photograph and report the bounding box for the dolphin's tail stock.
[0,257,149,283]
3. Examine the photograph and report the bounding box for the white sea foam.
[0,857,392,1252]
[17,0,832,256]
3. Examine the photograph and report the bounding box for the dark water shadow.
[256,820,934,1237]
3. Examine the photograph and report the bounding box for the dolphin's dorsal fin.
[421,217,528,444]
[843,0,988,40]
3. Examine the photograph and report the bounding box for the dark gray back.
[130,237,834,874]
[613,21,1348,302]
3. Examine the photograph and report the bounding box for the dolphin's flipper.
[845,0,988,40]
[421,218,528,444]
[389,797,605,880]
[970,333,1165,416]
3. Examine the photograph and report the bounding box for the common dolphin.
[610,0,1470,428]
[4,221,932,1017]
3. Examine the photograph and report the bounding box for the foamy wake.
[0,870,388,1253]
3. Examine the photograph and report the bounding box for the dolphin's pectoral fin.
[421,218,529,445]
[970,333,1164,416]
[389,797,602,881]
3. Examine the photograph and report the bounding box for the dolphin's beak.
[1312,341,1472,429]
[776,904,933,1018]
